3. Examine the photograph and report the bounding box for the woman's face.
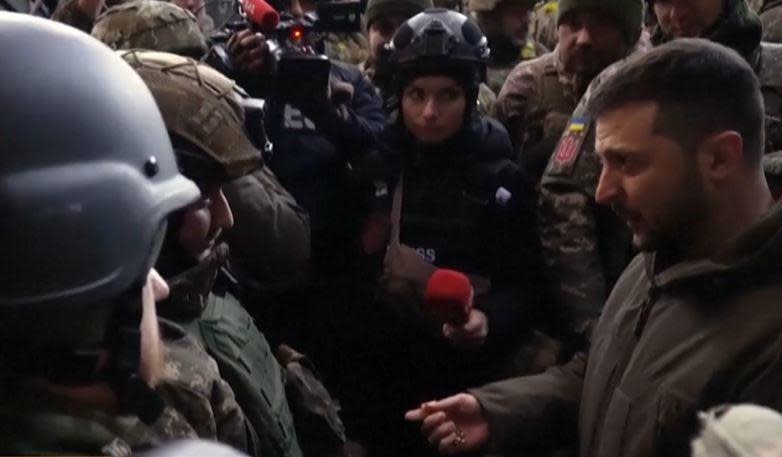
[401,75,467,144]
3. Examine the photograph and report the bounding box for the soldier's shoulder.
[325,32,370,66]
[162,329,222,394]
[759,42,782,88]
[500,51,558,96]
[581,44,648,105]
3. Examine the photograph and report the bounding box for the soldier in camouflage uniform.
[0,14,208,454]
[469,0,547,95]
[538,0,782,336]
[324,32,372,66]
[91,0,208,57]
[91,0,312,305]
[495,0,645,183]
[52,0,212,35]
[121,50,306,457]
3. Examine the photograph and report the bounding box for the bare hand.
[227,29,268,75]
[405,394,489,455]
[443,309,488,349]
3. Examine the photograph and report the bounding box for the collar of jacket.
[643,202,782,294]
[159,242,229,320]
[651,0,762,64]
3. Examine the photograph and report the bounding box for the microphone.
[424,269,473,325]
[241,0,280,31]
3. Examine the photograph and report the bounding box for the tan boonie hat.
[92,0,208,58]
[120,50,263,184]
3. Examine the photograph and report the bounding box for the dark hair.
[588,38,764,166]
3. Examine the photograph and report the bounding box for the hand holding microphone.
[425,269,488,350]
[227,0,279,75]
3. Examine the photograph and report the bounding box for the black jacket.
[263,61,386,273]
[377,117,545,388]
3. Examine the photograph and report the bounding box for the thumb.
[423,394,467,414]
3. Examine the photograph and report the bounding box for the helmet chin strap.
[105,291,165,425]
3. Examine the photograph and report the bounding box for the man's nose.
[595,166,621,205]
[212,189,235,231]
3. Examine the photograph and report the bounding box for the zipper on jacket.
[634,287,660,338]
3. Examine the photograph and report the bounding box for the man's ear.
[697,131,744,181]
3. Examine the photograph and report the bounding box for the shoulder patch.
[552,116,590,175]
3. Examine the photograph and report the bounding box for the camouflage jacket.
[531,0,558,53]
[223,166,311,291]
[157,321,257,455]
[494,47,580,182]
[536,39,649,335]
[159,244,303,457]
[486,38,548,96]
[537,1,782,335]
[0,318,255,456]
[324,32,371,66]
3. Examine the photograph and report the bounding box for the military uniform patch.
[552,116,590,175]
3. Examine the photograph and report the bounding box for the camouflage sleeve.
[223,166,311,289]
[477,82,497,119]
[50,0,95,33]
[494,62,537,157]
[324,32,371,66]
[157,334,256,455]
[537,89,607,333]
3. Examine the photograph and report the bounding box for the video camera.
[207,0,362,101]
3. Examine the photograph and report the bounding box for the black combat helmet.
[0,13,200,350]
[384,8,490,110]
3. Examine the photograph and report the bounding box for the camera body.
[207,0,361,102]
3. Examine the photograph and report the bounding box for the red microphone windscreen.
[424,269,473,324]
[241,0,280,30]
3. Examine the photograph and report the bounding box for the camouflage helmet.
[92,0,208,58]
[468,0,536,13]
[121,50,263,187]
[0,14,199,348]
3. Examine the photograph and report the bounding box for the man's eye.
[406,89,424,101]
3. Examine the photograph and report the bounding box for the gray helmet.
[0,13,199,348]
[139,440,251,457]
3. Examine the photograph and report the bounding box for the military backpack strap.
[389,172,404,246]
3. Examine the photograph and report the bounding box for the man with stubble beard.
[407,38,782,457]
[494,0,647,184]
[536,0,782,345]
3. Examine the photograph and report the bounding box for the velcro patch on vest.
[552,116,590,175]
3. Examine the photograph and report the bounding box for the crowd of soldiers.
[5,0,782,456]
